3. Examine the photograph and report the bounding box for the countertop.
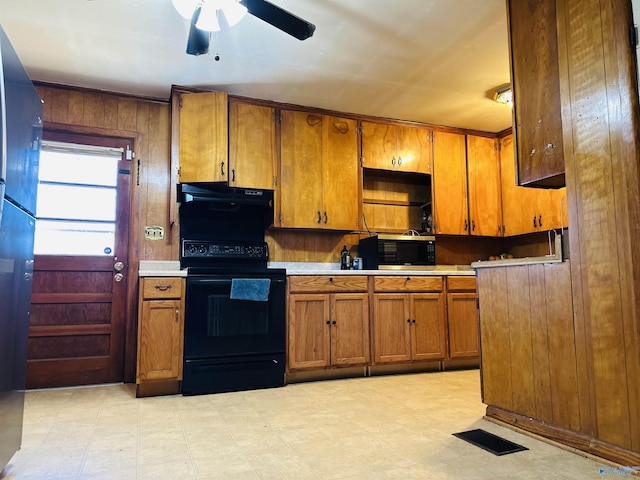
[138,261,474,277]
[471,234,564,269]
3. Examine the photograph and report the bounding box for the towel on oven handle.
[230,278,271,301]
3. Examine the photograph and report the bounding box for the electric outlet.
[144,226,165,240]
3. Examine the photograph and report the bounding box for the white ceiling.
[0,0,513,133]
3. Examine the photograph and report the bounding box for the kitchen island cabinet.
[287,275,370,371]
[279,111,360,230]
[136,276,185,397]
[372,276,446,363]
[361,121,432,174]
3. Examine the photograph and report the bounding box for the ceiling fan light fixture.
[173,0,248,31]
[172,0,201,20]
[195,1,222,31]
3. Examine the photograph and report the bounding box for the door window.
[34,141,122,255]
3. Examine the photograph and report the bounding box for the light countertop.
[138,260,474,277]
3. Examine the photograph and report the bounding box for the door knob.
[114,273,124,282]
[114,261,124,271]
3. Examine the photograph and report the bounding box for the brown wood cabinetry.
[467,135,503,236]
[228,100,277,189]
[432,131,468,235]
[507,0,565,187]
[500,134,568,236]
[176,91,228,183]
[372,276,446,363]
[287,276,369,370]
[361,121,432,174]
[279,111,360,230]
[446,276,478,359]
[136,277,185,397]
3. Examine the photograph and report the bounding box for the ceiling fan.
[172,0,316,56]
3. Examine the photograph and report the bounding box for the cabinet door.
[508,0,564,187]
[178,91,228,183]
[467,135,503,236]
[288,294,331,370]
[447,293,479,359]
[279,111,324,228]
[137,299,183,382]
[410,293,447,361]
[372,294,411,363]
[229,101,276,189]
[397,126,432,174]
[500,134,536,236]
[361,121,397,170]
[322,116,360,230]
[433,131,469,235]
[330,293,370,366]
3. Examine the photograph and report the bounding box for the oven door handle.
[188,278,285,285]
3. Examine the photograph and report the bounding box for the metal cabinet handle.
[533,216,537,228]
[326,320,331,325]
[175,308,179,323]
[154,285,172,291]
[220,161,225,176]
[407,319,411,323]
[464,219,468,231]
[332,320,336,325]
[398,156,403,166]
[471,220,476,232]
[412,319,416,324]
[317,211,322,224]
[231,169,236,183]
[391,156,396,166]
[323,212,328,224]
[538,215,542,227]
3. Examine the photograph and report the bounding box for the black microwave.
[358,234,436,269]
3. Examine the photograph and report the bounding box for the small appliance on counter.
[359,234,436,270]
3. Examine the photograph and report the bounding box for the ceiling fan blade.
[186,6,210,56]
[239,0,316,41]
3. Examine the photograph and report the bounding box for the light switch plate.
[144,226,165,240]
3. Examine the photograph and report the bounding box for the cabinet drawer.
[142,277,183,299]
[447,276,477,292]
[374,276,443,292]
[288,275,368,293]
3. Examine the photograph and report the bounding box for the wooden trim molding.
[486,405,640,467]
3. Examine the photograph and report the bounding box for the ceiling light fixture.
[172,0,248,32]
[493,85,513,106]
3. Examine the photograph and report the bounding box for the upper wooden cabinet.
[228,100,277,189]
[361,121,432,174]
[432,131,468,235]
[467,135,503,237]
[279,111,360,230]
[500,134,569,236]
[433,132,502,236]
[508,0,565,187]
[176,91,228,183]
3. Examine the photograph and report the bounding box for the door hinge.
[428,131,434,142]
[476,297,480,310]
[495,140,501,151]
[356,123,363,135]
[631,25,638,48]
[178,96,183,109]
[273,176,277,187]
[278,213,283,224]
[177,166,181,177]
[360,156,364,167]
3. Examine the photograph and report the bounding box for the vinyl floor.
[2,369,609,479]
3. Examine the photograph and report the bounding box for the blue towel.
[230,278,271,301]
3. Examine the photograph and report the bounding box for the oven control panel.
[182,240,269,260]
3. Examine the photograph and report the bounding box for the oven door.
[184,272,286,359]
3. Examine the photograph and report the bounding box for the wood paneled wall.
[559,0,640,453]
[35,84,174,382]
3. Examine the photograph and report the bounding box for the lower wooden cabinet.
[372,276,446,364]
[446,276,478,359]
[136,277,185,396]
[287,275,370,371]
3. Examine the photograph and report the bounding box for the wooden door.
[396,126,432,174]
[322,116,360,230]
[410,293,447,361]
[279,111,324,228]
[287,294,331,370]
[372,294,411,363]
[229,101,276,189]
[447,293,479,359]
[27,132,131,388]
[361,121,397,170]
[432,131,469,234]
[467,135,503,236]
[178,91,228,183]
[137,299,182,381]
[330,293,370,366]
